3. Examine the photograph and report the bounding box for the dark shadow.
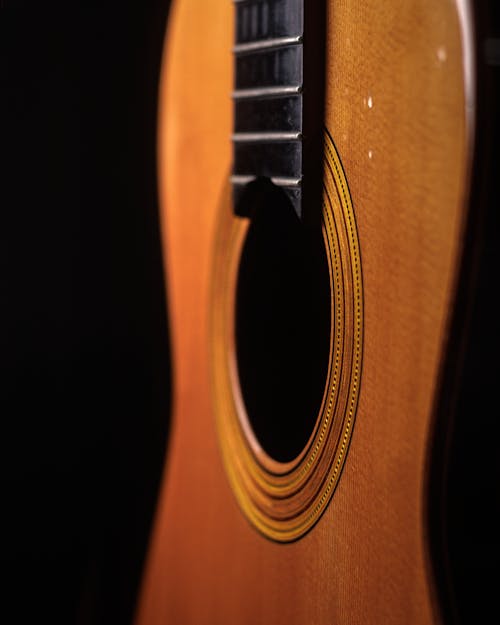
[1,6,172,624]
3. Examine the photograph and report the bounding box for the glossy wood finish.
[136,1,473,623]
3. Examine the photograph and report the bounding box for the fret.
[231,175,301,188]
[232,85,301,100]
[232,131,302,142]
[233,35,302,54]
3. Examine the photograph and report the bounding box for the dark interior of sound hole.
[235,181,331,463]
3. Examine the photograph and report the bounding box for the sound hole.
[235,182,331,463]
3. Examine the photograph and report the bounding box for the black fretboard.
[231,0,325,221]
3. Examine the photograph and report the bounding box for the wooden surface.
[135,1,472,623]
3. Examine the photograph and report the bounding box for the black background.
[1,3,499,625]
[2,6,172,624]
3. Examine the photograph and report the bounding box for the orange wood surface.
[135,1,473,623]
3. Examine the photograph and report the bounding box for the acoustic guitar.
[135,1,481,623]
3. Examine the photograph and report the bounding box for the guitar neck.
[232,0,325,224]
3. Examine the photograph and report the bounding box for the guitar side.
[136,1,474,624]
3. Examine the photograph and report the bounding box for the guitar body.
[136,1,474,623]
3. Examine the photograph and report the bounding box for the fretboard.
[231,0,305,217]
